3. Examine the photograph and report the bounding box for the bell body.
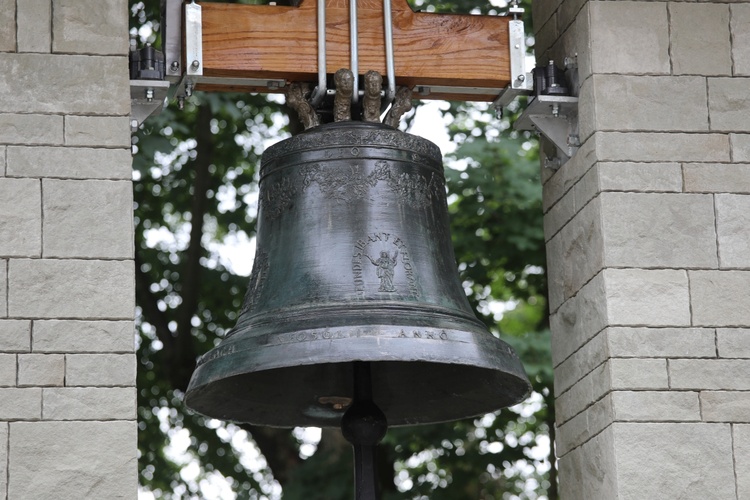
[185,122,530,427]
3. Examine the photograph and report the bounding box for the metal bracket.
[130,79,171,129]
[162,0,183,82]
[515,94,580,169]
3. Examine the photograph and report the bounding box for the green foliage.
[132,0,553,498]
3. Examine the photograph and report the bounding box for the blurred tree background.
[130,0,552,498]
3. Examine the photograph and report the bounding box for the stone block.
[42,387,135,420]
[601,192,717,269]
[559,196,604,300]
[716,194,750,268]
[531,0,560,35]
[0,320,31,352]
[670,3,731,76]
[53,0,129,55]
[8,259,135,319]
[556,395,613,457]
[545,233,564,313]
[66,354,135,387]
[554,329,608,397]
[0,114,63,145]
[17,0,51,53]
[8,421,136,499]
[0,422,6,496]
[733,134,750,162]
[0,178,41,257]
[591,75,708,133]
[611,391,700,422]
[733,4,750,76]
[573,164,599,218]
[701,391,750,422]
[671,359,750,390]
[43,179,133,259]
[542,136,597,210]
[598,162,682,193]
[605,269,691,327]
[0,388,41,419]
[7,146,132,179]
[543,187,576,241]
[607,327,716,359]
[595,132,730,163]
[556,0,587,49]
[550,271,608,366]
[532,13,557,63]
[717,328,750,358]
[736,424,750,499]
[0,260,6,317]
[559,426,617,499]
[64,116,131,148]
[690,270,750,326]
[17,354,64,387]
[556,361,610,425]
[709,78,750,132]
[0,353,16,386]
[610,358,668,390]
[612,423,735,500]
[0,0,16,52]
[684,163,750,194]
[0,54,130,115]
[589,2,669,75]
[32,320,134,353]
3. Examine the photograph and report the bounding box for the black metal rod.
[341,362,388,500]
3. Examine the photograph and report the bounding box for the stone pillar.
[536,1,750,498]
[0,1,136,498]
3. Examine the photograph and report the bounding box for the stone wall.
[0,1,136,498]
[535,0,750,497]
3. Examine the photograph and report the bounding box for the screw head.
[170,61,179,70]
[191,60,200,68]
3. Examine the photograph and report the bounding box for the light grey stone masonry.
[0,54,130,115]
[715,194,750,269]
[671,359,750,390]
[606,327,716,359]
[66,354,135,387]
[0,354,16,387]
[595,132,730,163]
[42,387,135,420]
[64,116,132,148]
[613,423,735,500]
[17,354,65,387]
[0,260,6,317]
[7,146,133,180]
[0,178,41,257]
[43,179,134,259]
[717,328,750,358]
[17,0,52,53]
[610,358,668,390]
[52,0,130,56]
[611,391,700,422]
[736,425,750,499]
[0,0,15,52]
[0,422,5,496]
[684,164,750,194]
[605,269,691,327]
[589,2,670,76]
[733,4,750,76]
[670,3,731,76]
[8,259,135,319]
[708,78,750,132]
[33,320,134,353]
[558,425,617,499]
[0,320,29,353]
[733,134,750,162]
[0,388,41,420]
[0,114,63,145]
[598,162,682,193]
[690,270,750,326]
[8,421,136,499]
[701,391,750,423]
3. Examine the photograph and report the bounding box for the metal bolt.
[130,119,139,132]
[185,84,193,97]
[552,103,560,117]
[170,61,179,71]
[145,88,154,102]
[517,74,525,82]
[177,96,185,110]
[514,44,520,49]
[191,60,200,69]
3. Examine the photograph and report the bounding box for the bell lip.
[185,326,532,428]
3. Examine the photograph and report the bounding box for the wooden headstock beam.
[194,0,512,101]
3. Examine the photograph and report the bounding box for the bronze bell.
[185,121,530,427]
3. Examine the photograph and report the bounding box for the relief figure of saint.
[367,250,398,292]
